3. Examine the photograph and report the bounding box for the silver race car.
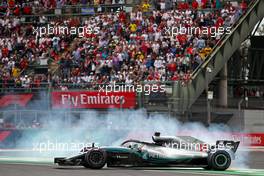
[55,132,240,171]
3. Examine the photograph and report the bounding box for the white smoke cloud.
[8,108,248,169]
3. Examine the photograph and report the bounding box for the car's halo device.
[54,132,239,171]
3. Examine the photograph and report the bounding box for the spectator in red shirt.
[192,0,199,10]
[141,41,149,55]
[119,10,126,23]
[216,16,224,28]
[171,72,180,81]
[8,0,15,8]
[186,44,193,55]
[178,2,189,10]
[2,46,9,57]
[50,0,56,8]
[182,71,192,85]
[201,0,208,9]
[71,0,79,5]
[20,58,29,70]
[23,6,32,15]
[240,0,248,12]
[34,76,41,88]
[147,73,154,81]
[13,6,20,16]
[167,63,177,72]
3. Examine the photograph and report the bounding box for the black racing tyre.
[209,150,231,171]
[203,165,212,170]
[82,162,91,168]
[84,149,107,169]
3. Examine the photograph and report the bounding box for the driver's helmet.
[132,143,139,149]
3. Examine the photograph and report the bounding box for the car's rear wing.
[216,140,240,153]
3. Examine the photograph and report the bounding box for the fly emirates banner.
[51,91,136,109]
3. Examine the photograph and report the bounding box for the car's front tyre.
[83,149,107,169]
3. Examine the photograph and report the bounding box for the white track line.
[144,170,235,176]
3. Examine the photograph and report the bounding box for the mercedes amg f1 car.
[54,132,240,171]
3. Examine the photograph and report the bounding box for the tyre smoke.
[7,109,249,169]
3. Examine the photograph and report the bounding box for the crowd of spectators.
[0,0,248,90]
[0,15,81,89]
[54,1,243,88]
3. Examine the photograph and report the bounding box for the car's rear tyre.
[84,149,107,169]
[209,150,231,171]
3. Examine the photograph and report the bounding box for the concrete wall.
[225,108,244,131]
[243,110,264,133]
[216,109,264,133]
[187,108,264,132]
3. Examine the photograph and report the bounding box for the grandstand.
[0,0,264,131]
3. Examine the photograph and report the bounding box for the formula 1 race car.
[54,132,240,171]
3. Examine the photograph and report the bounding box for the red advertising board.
[51,91,136,109]
[231,133,264,147]
[0,94,33,108]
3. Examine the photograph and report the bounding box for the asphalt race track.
[0,151,264,176]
